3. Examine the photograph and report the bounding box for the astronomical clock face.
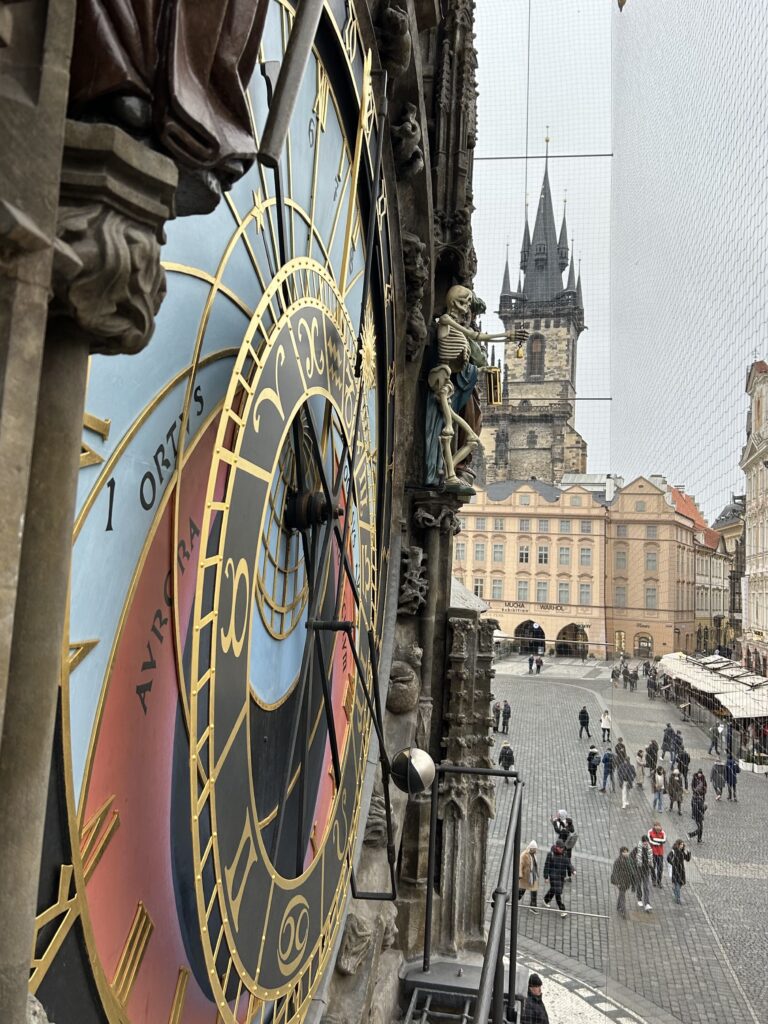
[32,3,395,1022]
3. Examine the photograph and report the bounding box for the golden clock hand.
[338,49,372,292]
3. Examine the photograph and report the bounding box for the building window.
[558,546,571,566]
[615,585,627,608]
[517,579,529,601]
[614,630,626,653]
[560,519,572,533]
[493,517,505,531]
[635,501,646,512]
[492,579,503,600]
[473,577,485,598]
[493,543,504,563]
[645,550,658,572]
[580,546,592,567]
[617,525,628,537]
[474,542,486,561]
[519,518,530,532]
[645,586,657,609]
[580,520,593,534]
[475,517,486,530]
[570,495,583,507]
[615,549,627,571]
[579,583,592,605]
[457,517,466,530]
[537,545,549,565]
[455,541,466,560]
[536,580,549,602]
[519,545,529,564]
[518,493,531,506]
[528,334,544,378]
[646,525,657,539]
[558,581,570,604]
[538,519,549,532]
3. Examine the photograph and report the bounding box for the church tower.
[483,150,587,484]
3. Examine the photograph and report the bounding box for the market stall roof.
[659,653,727,693]
[715,689,768,719]
[660,652,768,711]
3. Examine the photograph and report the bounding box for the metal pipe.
[422,773,441,972]
[258,0,325,168]
[492,901,507,1024]
[506,798,523,1020]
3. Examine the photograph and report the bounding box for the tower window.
[527,335,544,378]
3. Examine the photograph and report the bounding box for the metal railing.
[418,764,525,1024]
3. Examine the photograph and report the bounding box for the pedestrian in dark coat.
[578,705,591,739]
[614,738,628,766]
[492,701,501,732]
[528,654,535,674]
[725,755,740,800]
[587,745,600,788]
[677,746,690,789]
[498,742,514,782]
[689,791,707,843]
[630,835,653,910]
[535,655,543,674]
[666,839,691,904]
[645,739,659,772]
[600,747,616,793]
[661,724,675,761]
[630,668,639,691]
[618,758,636,808]
[542,842,572,914]
[691,770,707,798]
[671,730,684,767]
[520,973,550,1024]
[552,811,577,873]
[710,761,725,799]
[610,846,637,917]
[667,769,684,815]
[501,700,511,734]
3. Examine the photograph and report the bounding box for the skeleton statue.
[425,286,509,490]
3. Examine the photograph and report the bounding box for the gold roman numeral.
[29,865,80,994]
[112,902,154,1005]
[67,638,99,675]
[314,64,330,132]
[80,794,120,883]
[167,968,189,1024]
[80,411,111,469]
[224,813,258,931]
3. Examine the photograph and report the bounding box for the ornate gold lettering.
[277,894,310,976]
[252,344,286,431]
[300,316,325,380]
[224,812,258,931]
[220,557,250,658]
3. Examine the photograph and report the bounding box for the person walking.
[630,835,653,911]
[635,748,646,788]
[646,739,659,773]
[666,839,691,905]
[535,655,543,674]
[618,757,636,809]
[691,769,707,798]
[614,737,628,766]
[600,709,611,742]
[651,765,666,812]
[587,745,600,789]
[610,846,637,918]
[630,667,639,691]
[661,723,675,762]
[498,741,515,782]
[600,746,616,793]
[725,754,740,801]
[501,700,511,734]
[622,666,630,689]
[528,654,534,674]
[578,705,591,739]
[671,729,684,768]
[520,973,549,1024]
[542,840,572,916]
[708,722,722,755]
[492,701,501,732]
[518,840,539,913]
[689,789,707,844]
[710,760,725,800]
[677,745,690,790]
[648,822,667,887]
[667,768,684,815]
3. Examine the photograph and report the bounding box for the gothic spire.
[576,259,583,306]
[523,138,564,302]
[566,248,576,291]
[558,195,569,272]
[501,244,512,295]
[520,206,531,272]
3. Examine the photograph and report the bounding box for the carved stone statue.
[375,1,412,80]
[336,914,374,975]
[67,0,268,212]
[391,103,424,179]
[386,641,422,714]
[398,546,428,615]
[425,285,508,490]
[402,231,429,361]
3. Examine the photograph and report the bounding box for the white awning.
[660,652,768,716]
[715,689,768,720]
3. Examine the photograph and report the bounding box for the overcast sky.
[473,0,612,469]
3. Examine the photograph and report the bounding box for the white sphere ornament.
[391,747,436,796]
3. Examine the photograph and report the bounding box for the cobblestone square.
[487,658,767,1024]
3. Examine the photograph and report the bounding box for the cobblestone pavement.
[486,657,767,1024]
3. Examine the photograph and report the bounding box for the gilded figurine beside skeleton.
[425,286,509,492]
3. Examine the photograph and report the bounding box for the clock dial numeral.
[80,794,120,883]
[66,637,99,676]
[223,812,259,931]
[30,865,79,994]
[80,410,111,469]
[112,902,154,1006]
[314,64,330,133]
[105,476,116,531]
[167,967,189,1024]
[220,557,251,659]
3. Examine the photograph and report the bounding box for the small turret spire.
[501,244,512,295]
[520,201,531,271]
[566,248,576,291]
[576,258,583,306]
[558,190,569,272]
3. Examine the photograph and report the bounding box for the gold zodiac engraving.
[80,411,111,469]
[112,903,154,1005]
[252,344,286,432]
[220,558,250,659]
[332,787,350,859]
[277,894,310,977]
[223,813,258,931]
[300,316,325,380]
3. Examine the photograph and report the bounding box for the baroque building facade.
[740,361,768,675]
[482,155,587,485]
